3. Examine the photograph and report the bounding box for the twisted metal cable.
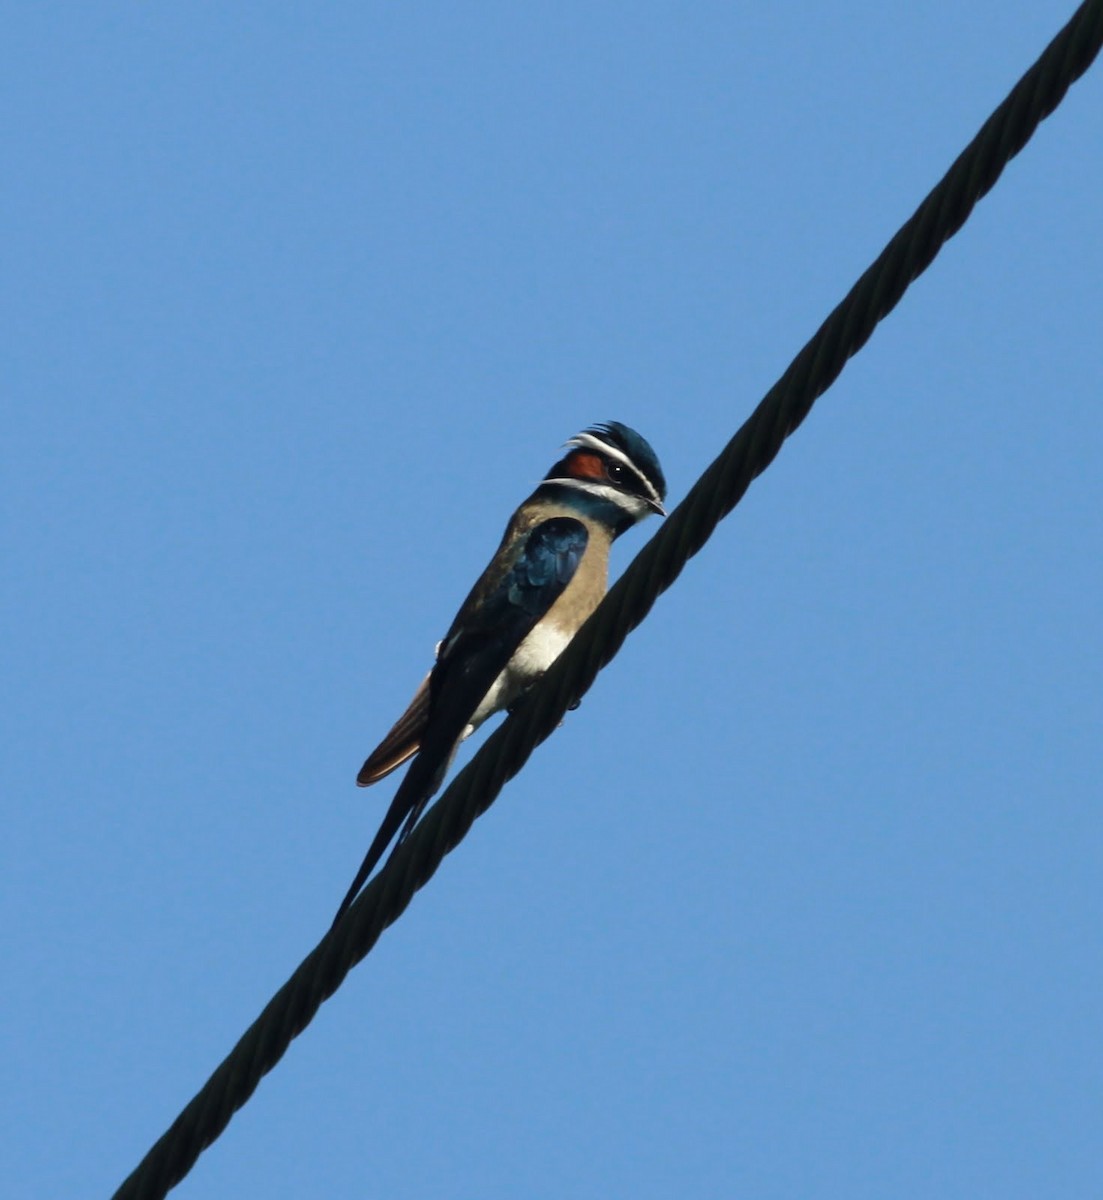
[112,3,1103,1196]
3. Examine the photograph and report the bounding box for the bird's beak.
[649,498,667,517]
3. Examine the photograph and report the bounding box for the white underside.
[461,622,572,740]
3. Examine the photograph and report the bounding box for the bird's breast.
[466,620,572,735]
[510,619,574,682]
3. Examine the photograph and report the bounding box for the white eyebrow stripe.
[567,431,633,465]
[564,432,663,507]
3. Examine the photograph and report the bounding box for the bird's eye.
[606,462,626,483]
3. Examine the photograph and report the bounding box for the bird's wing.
[356,670,432,787]
[333,517,588,926]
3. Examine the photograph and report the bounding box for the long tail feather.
[332,729,454,927]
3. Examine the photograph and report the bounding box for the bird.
[332,421,667,926]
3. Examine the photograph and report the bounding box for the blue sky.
[4,5,1101,1197]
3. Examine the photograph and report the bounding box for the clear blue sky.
[4,5,1101,1197]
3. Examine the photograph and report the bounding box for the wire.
[111,3,1103,1196]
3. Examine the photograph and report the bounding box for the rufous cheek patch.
[565,450,606,480]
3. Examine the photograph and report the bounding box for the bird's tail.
[330,743,451,928]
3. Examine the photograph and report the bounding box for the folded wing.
[356,671,431,787]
